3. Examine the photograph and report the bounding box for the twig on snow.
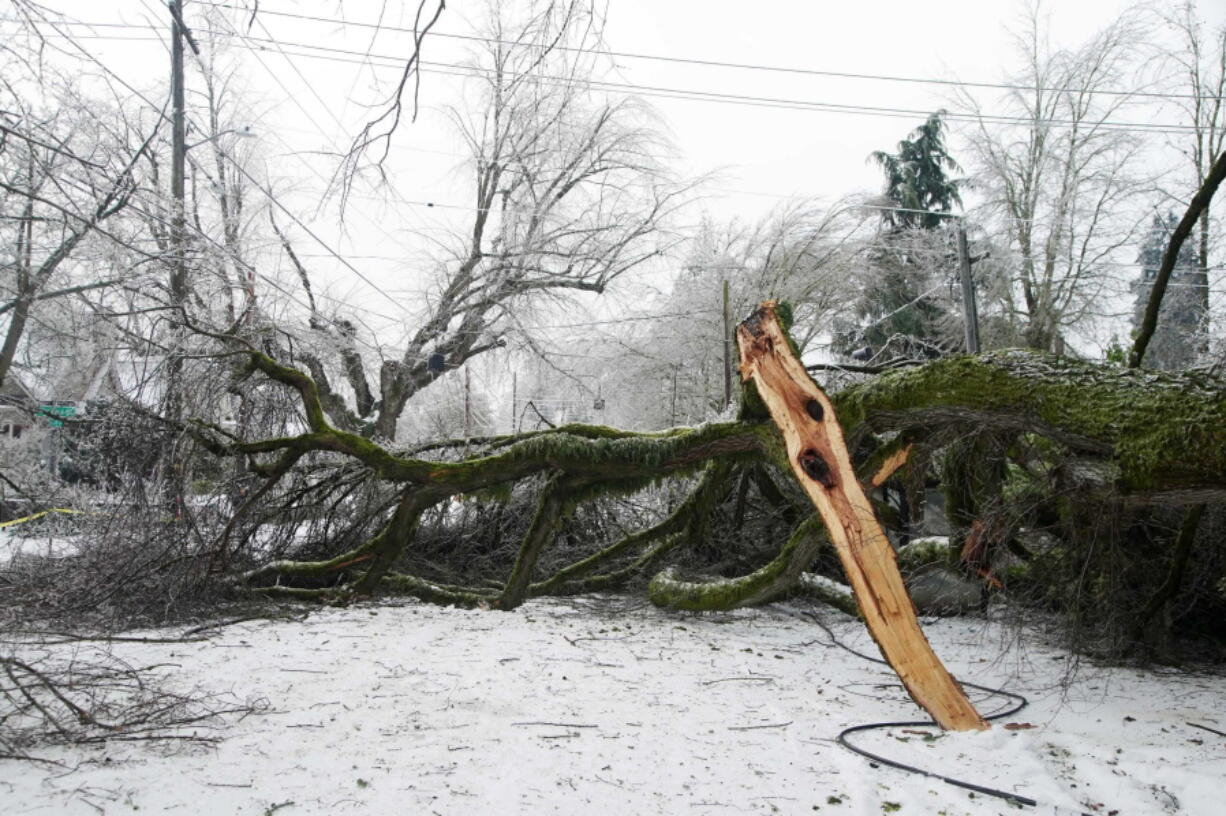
[1187,721,1226,739]
[727,721,792,731]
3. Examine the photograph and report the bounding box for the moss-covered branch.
[223,345,773,601]
[381,573,496,607]
[497,474,575,610]
[209,359,771,491]
[646,515,829,611]
[351,489,442,594]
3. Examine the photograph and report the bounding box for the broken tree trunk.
[736,301,987,731]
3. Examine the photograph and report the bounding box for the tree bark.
[497,474,574,609]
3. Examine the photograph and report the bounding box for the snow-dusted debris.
[1,599,1223,815]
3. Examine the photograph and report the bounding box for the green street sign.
[39,403,76,428]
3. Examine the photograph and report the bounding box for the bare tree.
[591,203,865,429]
[959,4,1152,352]
[334,0,446,212]
[297,0,691,440]
[1153,2,1225,351]
[0,55,156,389]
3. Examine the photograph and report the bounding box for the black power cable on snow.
[792,609,1094,816]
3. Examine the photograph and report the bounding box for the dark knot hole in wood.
[798,449,835,489]
[804,399,824,422]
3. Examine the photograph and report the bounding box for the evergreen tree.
[839,113,963,362]
[869,111,963,230]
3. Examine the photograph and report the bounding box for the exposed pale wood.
[870,443,913,488]
[737,302,987,731]
[960,520,1004,590]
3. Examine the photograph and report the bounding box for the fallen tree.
[143,300,1226,725]
[199,322,1226,613]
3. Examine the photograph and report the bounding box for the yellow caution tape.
[0,508,85,529]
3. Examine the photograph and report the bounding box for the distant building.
[1,348,141,479]
[0,376,37,442]
[1131,213,1206,371]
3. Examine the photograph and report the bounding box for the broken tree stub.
[736,301,987,731]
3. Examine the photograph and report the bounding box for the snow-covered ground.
[0,527,80,563]
[2,597,1224,815]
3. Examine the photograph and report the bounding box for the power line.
[192,2,1218,103]
[196,51,420,315]
[203,31,1208,136]
[205,16,711,267]
[6,13,452,251]
[211,147,408,313]
[47,106,694,357]
[15,17,1206,135]
[204,7,466,232]
[196,2,674,281]
[18,11,1224,332]
[26,154,393,356]
[17,77,1210,279]
[12,9,721,348]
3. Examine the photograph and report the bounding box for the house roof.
[0,373,36,403]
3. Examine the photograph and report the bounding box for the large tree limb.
[211,300,1226,642]
[529,463,729,596]
[497,473,575,609]
[835,350,1226,502]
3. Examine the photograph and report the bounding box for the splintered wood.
[737,302,987,731]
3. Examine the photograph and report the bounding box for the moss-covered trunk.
[836,351,1226,503]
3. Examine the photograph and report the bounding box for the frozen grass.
[1,598,1223,815]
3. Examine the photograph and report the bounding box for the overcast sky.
[16,0,1226,349]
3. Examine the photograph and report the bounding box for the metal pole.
[670,365,678,426]
[722,279,732,409]
[956,223,980,354]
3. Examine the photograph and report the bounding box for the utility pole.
[464,365,471,437]
[722,279,732,410]
[170,1,186,301]
[669,365,679,426]
[166,0,188,419]
[956,223,980,354]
